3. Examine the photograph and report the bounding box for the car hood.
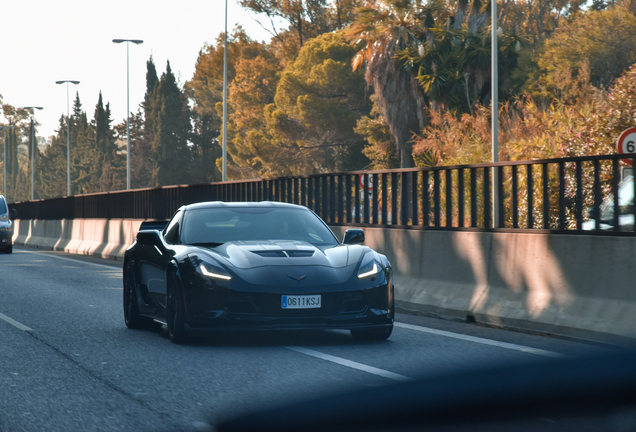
[196,241,367,270]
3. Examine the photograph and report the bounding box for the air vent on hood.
[286,250,314,257]
[250,250,315,258]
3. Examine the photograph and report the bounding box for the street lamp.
[1,124,15,199]
[492,3,499,227]
[56,80,80,197]
[222,0,228,182]
[113,38,143,190]
[22,107,43,201]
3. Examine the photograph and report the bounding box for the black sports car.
[123,201,394,343]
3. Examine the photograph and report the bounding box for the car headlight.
[200,263,232,280]
[358,252,380,279]
[190,254,232,281]
[0,224,11,232]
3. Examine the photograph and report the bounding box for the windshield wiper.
[189,242,225,248]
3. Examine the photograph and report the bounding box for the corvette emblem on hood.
[288,274,308,282]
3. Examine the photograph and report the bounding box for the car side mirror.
[343,229,365,245]
[9,208,17,220]
[136,229,162,245]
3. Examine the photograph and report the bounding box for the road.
[0,246,616,431]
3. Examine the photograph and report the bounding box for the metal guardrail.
[10,153,636,235]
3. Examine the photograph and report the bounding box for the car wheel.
[167,273,188,344]
[6,245,12,254]
[350,325,393,341]
[123,262,147,329]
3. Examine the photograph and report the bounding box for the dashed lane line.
[284,346,410,382]
[0,312,33,332]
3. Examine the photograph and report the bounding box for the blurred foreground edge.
[215,350,636,432]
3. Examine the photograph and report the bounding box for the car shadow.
[144,325,392,348]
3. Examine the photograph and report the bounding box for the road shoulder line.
[395,322,565,358]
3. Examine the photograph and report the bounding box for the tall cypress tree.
[144,56,159,132]
[6,123,19,202]
[132,56,160,188]
[38,116,69,198]
[71,94,94,195]
[151,61,192,187]
[92,93,119,192]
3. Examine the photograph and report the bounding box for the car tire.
[6,245,12,254]
[123,262,149,329]
[167,273,188,344]
[350,325,393,341]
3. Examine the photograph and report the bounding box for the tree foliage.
[240,0,358,48]
[261,30,371,175]
[150,61,193,186]
[536,6,636,93]
[346,0,428,168]
[4,0,636,201]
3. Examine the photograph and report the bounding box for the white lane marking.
[0,312,33,332]
[395,322,565,358]
[16,249,121,270]
[285,346,410,382]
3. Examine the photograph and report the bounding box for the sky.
[0,0,274,140]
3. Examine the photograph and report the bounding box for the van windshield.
[0,198,7,215]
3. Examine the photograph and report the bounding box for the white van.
[582,176,634,231]
[0,195,15,253]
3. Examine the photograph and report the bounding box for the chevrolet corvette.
[123,201,394,343]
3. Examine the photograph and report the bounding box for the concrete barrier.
[331,226,636,345]
[13,219,636,345]
[12,219,143,261]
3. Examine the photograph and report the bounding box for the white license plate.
[281,295,321,309]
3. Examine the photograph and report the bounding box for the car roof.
[181,201,308,212]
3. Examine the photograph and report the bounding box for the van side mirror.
[9,208,17,220]
[343,229,365,245]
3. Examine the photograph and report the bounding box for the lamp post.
[56,80,80,197]
[492,2,499,227]
[22,107,43,201]
[222,0,228,182]
[1,124,15,199]
[113,38,143,190]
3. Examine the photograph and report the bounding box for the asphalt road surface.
[0,246,618,431]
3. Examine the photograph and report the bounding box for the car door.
[138,210,181,316]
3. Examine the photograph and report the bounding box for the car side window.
[164,211,182,245]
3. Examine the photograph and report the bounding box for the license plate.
[281,295,321,309]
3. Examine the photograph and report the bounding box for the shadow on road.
[134,324,390,348]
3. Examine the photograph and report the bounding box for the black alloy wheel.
[167,273,188,344]
[350,325,393,341]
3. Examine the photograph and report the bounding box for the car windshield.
[0,197,7,215]
[181,206,338,247]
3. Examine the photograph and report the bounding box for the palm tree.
[402,0,524,113]
[346,0,432,168]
